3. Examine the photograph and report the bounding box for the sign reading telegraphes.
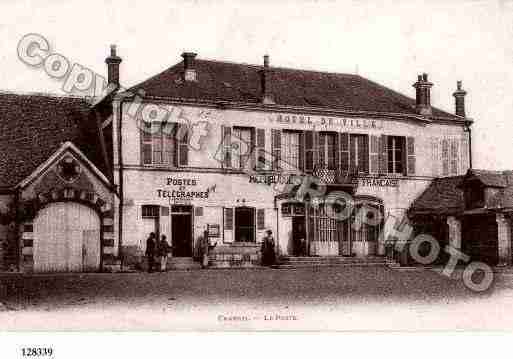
[156,177,216,201]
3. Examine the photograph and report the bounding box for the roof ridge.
[196,58,360,77]
[0,89,89,101]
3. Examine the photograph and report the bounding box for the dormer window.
[465,182,484,209]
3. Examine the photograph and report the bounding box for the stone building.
[4,46,507,272]
[110,51,472,268]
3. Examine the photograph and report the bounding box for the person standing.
[261,230,276,266]
[145,232,156,273]
[158,235,171,272]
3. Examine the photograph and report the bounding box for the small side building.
[0,93,116,272]
[408,169,513,266]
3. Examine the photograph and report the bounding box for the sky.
[1,0,512,170]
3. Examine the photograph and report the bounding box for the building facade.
[2,47,491,272]
[111,52,472,268]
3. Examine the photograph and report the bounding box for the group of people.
[144,229,277,271]
[145,232,172,273]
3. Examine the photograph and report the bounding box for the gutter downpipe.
[116,93,135,271]
[464,120,473,170]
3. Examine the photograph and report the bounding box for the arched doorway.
[33,202,101,272]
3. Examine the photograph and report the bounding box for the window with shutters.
[282,131,300,170]
[349,134,369,174]
[141,122,176,166]
[142,205,160,218]
[232,127,254,169]
[318,132,336,169]
[387,136,405,175]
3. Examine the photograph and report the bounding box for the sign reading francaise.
[358,177,399,188]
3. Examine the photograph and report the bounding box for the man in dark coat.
[261,230,276,266]
[145,232,156,273]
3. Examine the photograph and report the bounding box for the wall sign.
[157,177,214,199]
[358,177,399,188]
[207,224,220,237]
[249,174,298,185]
[267,113,384,130]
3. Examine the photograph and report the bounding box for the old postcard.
[1,0,513,341]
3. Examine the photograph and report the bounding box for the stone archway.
[20,187,114,273]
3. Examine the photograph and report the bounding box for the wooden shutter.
[177,123,189,166]
[257,208,265,230]
[256,128,266,170]
[406,136,416,175]
[141,122,153,165]
[442,138,449,176]
[313,131,319,169]
[379,135,388,174]
[334,133,339,171]
[272,129,281,171]
[450,138,459,175]
[223,207,234,243]
[221,126,232,168]
[369,135,380,174]
[361,135,369,173]
[431,137,439,177]
[305,130,315,172]
[224,207,234,230]
[460,136,469,174]
[318,132,325,167]
[339,133,350,176]
[298,132,305,171]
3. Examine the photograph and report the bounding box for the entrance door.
[171,205,192,257]
[34,202,100,272]
[292,216,306,256]
[338,219,351,256]
[235,207,255,242]
[463,215,499,265]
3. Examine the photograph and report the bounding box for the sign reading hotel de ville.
[267,113,384,130]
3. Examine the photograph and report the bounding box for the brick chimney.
[261,54,274,104]
[412,73,433,116]
[453,80,467,117]
[181,52,197,82]
[105,44,122,88]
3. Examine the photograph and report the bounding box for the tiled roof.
[410,170,513,216]
[409,176,465,215]
[465,169,507,188]
[128,59,461,120]
[0,92,108,188]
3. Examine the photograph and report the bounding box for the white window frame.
[282,130,300,170]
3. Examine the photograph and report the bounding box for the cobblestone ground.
[1,266,513,330]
